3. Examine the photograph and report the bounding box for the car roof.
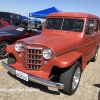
[47,12,99,19]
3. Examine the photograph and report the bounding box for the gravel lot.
[0,52,100,100]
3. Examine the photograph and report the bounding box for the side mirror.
[86,27,92,35]
[25,32,30,36]
[89,23,94,27]
[86,23,93,35]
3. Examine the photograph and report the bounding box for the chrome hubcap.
[95,49,98,60]
[72,67,81,90]
[0,43,8,57]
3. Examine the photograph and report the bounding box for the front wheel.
[59,61,82,95]
[0,41,10,59]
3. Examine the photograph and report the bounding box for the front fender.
[6,44,15,53]
[53,51,82,68]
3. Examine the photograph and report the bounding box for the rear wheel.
[91,47,99,62]
[0,41,10,59]
[59,61,82,95]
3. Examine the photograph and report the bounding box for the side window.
[94,20,99,32]
[86,20,94,35]
[99,20,100,31]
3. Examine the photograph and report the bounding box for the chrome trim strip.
[22,45,42,50]
[22,41,43,46]
[2,61,64,89]
[56,48,77,56]
[56,46,83,56]
[77,46,83,49]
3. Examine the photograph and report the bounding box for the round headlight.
[15,42,22,52]
[43,48,52,60]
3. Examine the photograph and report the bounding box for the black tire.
[91,47,99,62]
[59,61,82,95]
[0,41,10,59]
[7,53,16,64]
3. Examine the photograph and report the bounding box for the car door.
[83,19,94,62]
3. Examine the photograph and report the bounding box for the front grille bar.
[22,45,42,50]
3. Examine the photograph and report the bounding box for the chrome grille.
[22,45,42,70]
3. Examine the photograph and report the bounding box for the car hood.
[19,31,81,55]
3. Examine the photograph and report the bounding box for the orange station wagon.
[2,12,100,95]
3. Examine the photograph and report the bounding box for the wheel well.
[49,57,82,82]
[0,40,12,44]
[97,45,99,48]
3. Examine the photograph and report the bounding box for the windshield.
[0,25,26,34]
[45,18,84,32]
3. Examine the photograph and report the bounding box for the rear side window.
[86,20,94,35]
[94,20,99,32]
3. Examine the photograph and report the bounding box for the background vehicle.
[0,11,27,25]
[0,25,41,59]
[0,20,9,30]
[36,22,44,30]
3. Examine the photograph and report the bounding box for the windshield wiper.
[46,25,54,31]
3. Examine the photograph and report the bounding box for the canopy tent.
[29,7,62,18]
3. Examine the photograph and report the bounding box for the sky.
[0,0,100,17]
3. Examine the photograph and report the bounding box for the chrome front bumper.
[2,61,64,89]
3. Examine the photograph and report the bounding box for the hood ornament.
[26,40,32,44]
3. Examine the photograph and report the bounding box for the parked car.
[0,25,41,59]
[0,20,9,30]
[2,12,100,95]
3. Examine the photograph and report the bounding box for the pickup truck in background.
[0,20,9,30]
[0,11,27,26]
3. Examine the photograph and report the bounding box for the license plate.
[16,70,28,81]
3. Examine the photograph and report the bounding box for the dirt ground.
[0,52,100,100]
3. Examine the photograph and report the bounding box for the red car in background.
[0,25,41,59]
[0,20,9,30]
